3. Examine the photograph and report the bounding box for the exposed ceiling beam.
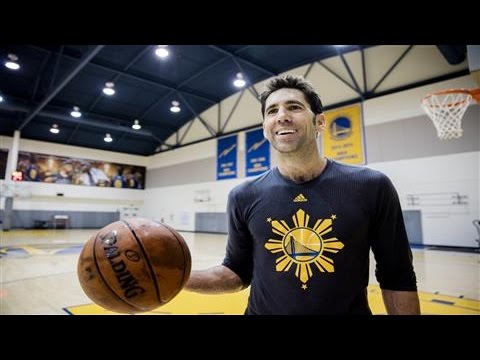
[7,92,178,134]
[18,45,106,131]
[155,69,470,153]
[88,45,154,112]
[177,56,230,89]
[370,45,414,93]
[177,92,216,137]
[339,52,362,95]
[139,56,228,119]
[231,56,259,98]
[317,61,360,94]
[2,100,172,147]
[31,45,218,105]
[221,89,246,134]
[209,45,277,76]
[436,45,467,65]
[30,52,52,102]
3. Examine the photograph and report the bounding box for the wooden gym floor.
[1,229,478,315]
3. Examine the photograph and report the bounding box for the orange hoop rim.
[471,88,480,102]
[422,88,480,104]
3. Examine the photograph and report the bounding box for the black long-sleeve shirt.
[223,159,417,315]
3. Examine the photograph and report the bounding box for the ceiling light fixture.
[132,119,142,130]
[155,45,169,59]
[102,82,115,96]
[170,100,180,113]
[50,124,60,134]
[70,106,82,118]
[104,133,113,143]
[0,95,3,103]
[233,72,246,88]
[5,53,20,70]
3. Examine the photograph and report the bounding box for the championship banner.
[322,103,366,165]
[217,134,238,180]
[245,128,270,177]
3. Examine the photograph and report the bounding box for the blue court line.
[62,307,74,315]
[431,299,455,305]
[428,298,479,312]
[0,247,29,256]
[55,245,83,254]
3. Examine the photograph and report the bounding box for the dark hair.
[259,75,323,117]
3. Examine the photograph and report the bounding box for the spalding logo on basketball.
[77,218,191,314]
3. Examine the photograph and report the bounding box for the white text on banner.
[217,135,238,180]
[322,103,366,165]
[245,128,270,177]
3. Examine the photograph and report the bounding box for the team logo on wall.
[264,209,344,289]
[329,116,352,140]
[322,103,365,165]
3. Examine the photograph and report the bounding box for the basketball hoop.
[421,88,480,140]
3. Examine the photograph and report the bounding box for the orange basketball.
[77,218,191,314]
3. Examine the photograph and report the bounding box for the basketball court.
[1,45,479,315]
[1,229,478,315]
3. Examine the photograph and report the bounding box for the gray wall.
[147,108,479,185]
[403,210,423,245]
[194,211,421,239]
[195,212,227,233]
[146,157,215,187]
[366,107,479,163]
[0,210,119,229]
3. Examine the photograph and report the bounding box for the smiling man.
[185,75,420,315]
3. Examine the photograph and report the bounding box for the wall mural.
[15,151,145,189]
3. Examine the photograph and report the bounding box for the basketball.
[77,218,191,314]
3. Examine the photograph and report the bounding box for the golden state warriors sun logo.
[265,209,344,289]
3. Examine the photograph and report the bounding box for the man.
[76,160,111,187]
[185,75,420,315]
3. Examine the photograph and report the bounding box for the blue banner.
[245,128,270,177]
[217,135,238,180]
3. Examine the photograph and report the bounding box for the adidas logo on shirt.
[293,193,308,202]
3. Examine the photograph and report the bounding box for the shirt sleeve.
[222,188,254,286]
[370,174,417,291]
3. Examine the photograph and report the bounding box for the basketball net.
[421,88,480,140]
